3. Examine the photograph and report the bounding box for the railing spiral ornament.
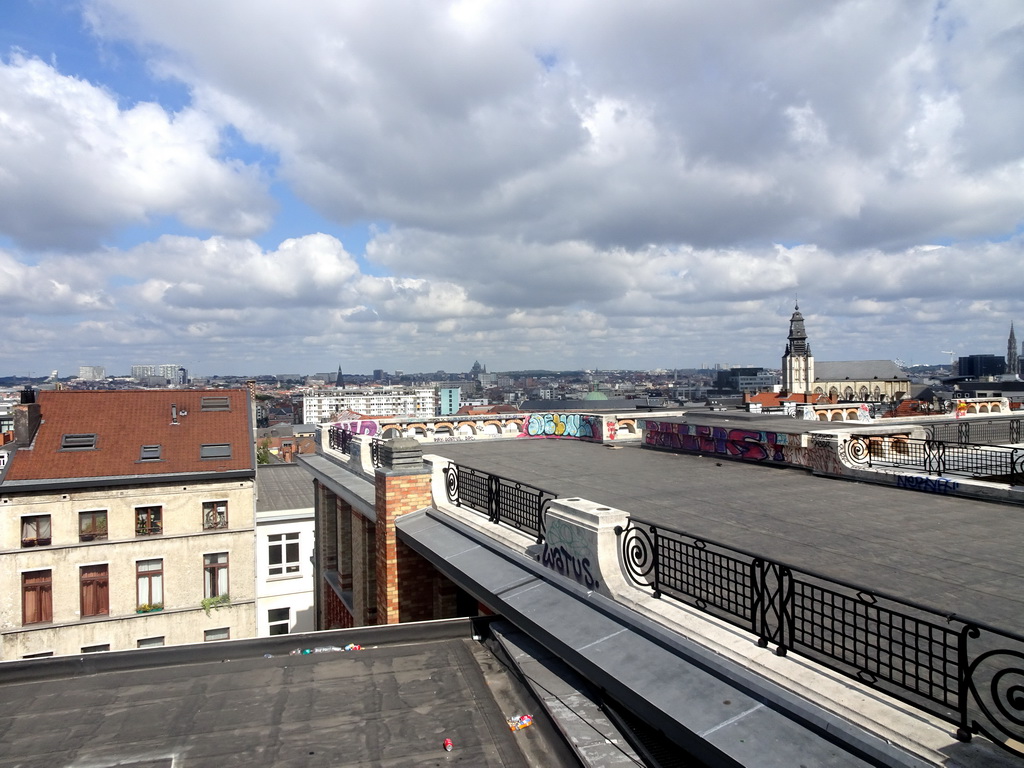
[844,436,870,467]
[443,464,460,506]
[1013,449,1024,479]
[615,522,657,588]
[962,638,1024,756]
[538,498,552,543]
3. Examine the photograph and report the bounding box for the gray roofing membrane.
[0,621,573,768]
[428,438,1024,634]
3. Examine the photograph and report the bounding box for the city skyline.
[1,2,1023,376]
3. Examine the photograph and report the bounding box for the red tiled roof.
[5,389,253,483]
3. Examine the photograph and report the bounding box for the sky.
[1,0,1023,377]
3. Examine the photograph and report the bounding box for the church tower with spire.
[782,303,814,394]
[1008,323,1020,377]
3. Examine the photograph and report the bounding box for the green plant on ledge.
[136,603,164,613]
[201,594,231,616]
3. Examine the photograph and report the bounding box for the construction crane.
[941,350,956,365]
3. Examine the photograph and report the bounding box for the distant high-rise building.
[958,354,1005,379]
[131,364,187,385]
[438,387,460,416]
[301,386,436,423]
[373,369,385,381]
[78,366,105,381]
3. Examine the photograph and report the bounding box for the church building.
[781,304,908,402]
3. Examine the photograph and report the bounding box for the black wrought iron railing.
[327,425,353,453]
[369,436,383,469]
[928,418,1021,446]
[615,520,1024,757]
[328,426,383,469]
[841,435,1024,484]
[442,462,555,543]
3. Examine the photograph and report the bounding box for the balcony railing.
[328,425,353,453]
[328,426,383,469]
[442,462,555,543]
[928,418,1021,446]
[841,436,1024,484]
[615,519,1024,758]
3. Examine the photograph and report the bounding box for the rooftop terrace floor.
[430,439,1024,635]
[0,628,573,768]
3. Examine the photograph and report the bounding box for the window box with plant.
[136,603,164,614]
[79,510,108,542]
[135,506,162,536]
[200,594,231,616]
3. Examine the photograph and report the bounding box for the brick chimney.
[374,438,440,624]
[13,402,41,447]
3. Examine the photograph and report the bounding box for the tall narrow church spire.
[1008,323,1019,377]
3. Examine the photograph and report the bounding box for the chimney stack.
[14,402,41,446]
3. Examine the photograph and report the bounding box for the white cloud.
[0,53,272,249]
[0,1,1022,374]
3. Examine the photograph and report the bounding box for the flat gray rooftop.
[0,623,573,768]
[256,462,314,513]
[430,439,1024,634]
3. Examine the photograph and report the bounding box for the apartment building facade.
[301,386,437,423]
[0,389,256,659]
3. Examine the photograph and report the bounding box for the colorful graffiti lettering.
[895,475,960,495]
[644,422,788,462]
[522,413,595,439]
[334,419,379,436]
[605,420,617,440]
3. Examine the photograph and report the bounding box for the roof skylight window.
[61,433,97,450]
[139,445,162,461]
[200,444,232,459]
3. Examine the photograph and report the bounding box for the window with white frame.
[136,559,164,609]
[268,532,300,576]
[268,607,290,635]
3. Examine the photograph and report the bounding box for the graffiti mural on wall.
[644,422,789,463]
[333,419,379,436]
[521,413,600,439]
[541,517,598,590]
[804,437,846,475]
